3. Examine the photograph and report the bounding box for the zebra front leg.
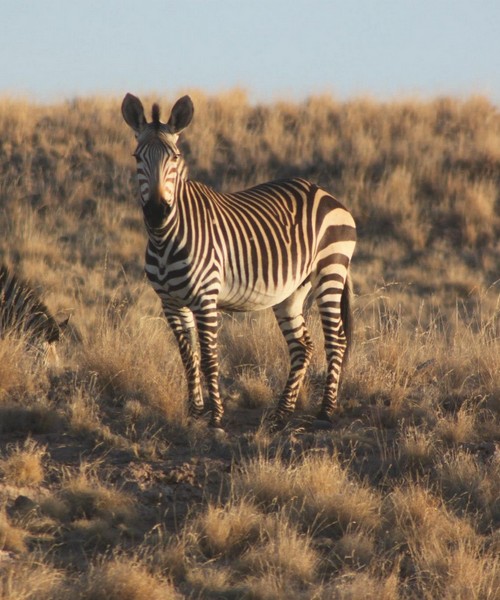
[165,308,204,419]
[195,305,224,428]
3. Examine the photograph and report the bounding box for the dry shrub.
[82,302,185,424]
[191,499,318,585]
[343,295,437,423]
[240,571,291,600]
[0,335,42,401]
[236,451,381,535]
[65,381,150,453]
[185,565,232,597]
[442,541,500,600]
[384,483,477,564]
[151,536,190,582]
[40,464,140,552]
[409,537,500,600]
[236,370,275,409]
[67,517,131,551]
[0,559,64,600]
[397,426,436,474]
[382,484,499,597]
[434,404,477,445]
[67,385,103,436]
[56,463,135,525]
[333,531,376,570]
[437,450,500,527]
[0,511,27,553]
[322,571,399,600]
[220,312,288,380]
[444,175,499,247]
[237,518,319,584]
[434,320,500,410]
[0,438,46,486]
[371,166,426,249]
[78,558,179,600]
[195,499,263,558]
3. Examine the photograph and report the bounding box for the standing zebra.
[122,94,356,428]
[0,264,65,359]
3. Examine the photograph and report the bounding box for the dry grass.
[236,451,382,536]
[194,499,263,558]
[80,292,186,425]
[0,439,46,487]
[56,462,135,525]
[0,512,27,553]
[0,559,64,600]
[74,557,179,600]
[237,518,319,584]
[0,335,43,402]
[0,92,498,598]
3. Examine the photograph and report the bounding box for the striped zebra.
[122,94,356,429]
[0,264,65,358]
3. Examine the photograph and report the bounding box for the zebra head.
[122,94,194,229]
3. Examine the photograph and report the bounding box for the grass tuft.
[0,439,46,486]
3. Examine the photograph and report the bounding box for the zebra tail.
[341,270,354,367]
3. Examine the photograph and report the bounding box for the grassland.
[0,91,499,598]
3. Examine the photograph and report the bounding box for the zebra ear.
[167,95,194,134]
[122,93,147,134]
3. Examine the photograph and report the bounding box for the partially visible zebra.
[122,94,356,428]
[0,264,66,360]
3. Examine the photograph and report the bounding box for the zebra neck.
[177,156,188,181]
[144,174,188,242]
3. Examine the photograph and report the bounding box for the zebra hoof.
[312,410,333,429]
[210,426,227,440]
[208,417,223,430]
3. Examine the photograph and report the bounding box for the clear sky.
[2,0,499,104]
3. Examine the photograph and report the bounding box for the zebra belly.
[217,276,303,312]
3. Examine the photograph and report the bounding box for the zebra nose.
[143,199,168,228]
[149,184,165,204]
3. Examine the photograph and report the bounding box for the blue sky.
[2,0,499,104]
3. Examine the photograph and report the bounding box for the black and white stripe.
[122,94,356,428]
[0,264,62,348]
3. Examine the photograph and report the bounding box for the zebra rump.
[0,264,63,346]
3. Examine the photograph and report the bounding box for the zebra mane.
[152,103,161,129]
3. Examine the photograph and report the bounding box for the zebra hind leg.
[271,290,314,427]
[316,288,348,422]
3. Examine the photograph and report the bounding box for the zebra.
[122,94,356,429]
[0,264,66,360]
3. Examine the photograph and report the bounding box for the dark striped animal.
[0,264,65,359]
[122,94,356,428]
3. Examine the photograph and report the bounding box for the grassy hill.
[0,91,498,598]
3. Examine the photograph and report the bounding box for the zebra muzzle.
[143,199,169,228]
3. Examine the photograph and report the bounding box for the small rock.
[12,495,37,515]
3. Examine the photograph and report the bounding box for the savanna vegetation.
[0,90,499,598]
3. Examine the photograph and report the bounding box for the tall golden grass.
[0,90,498,598]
